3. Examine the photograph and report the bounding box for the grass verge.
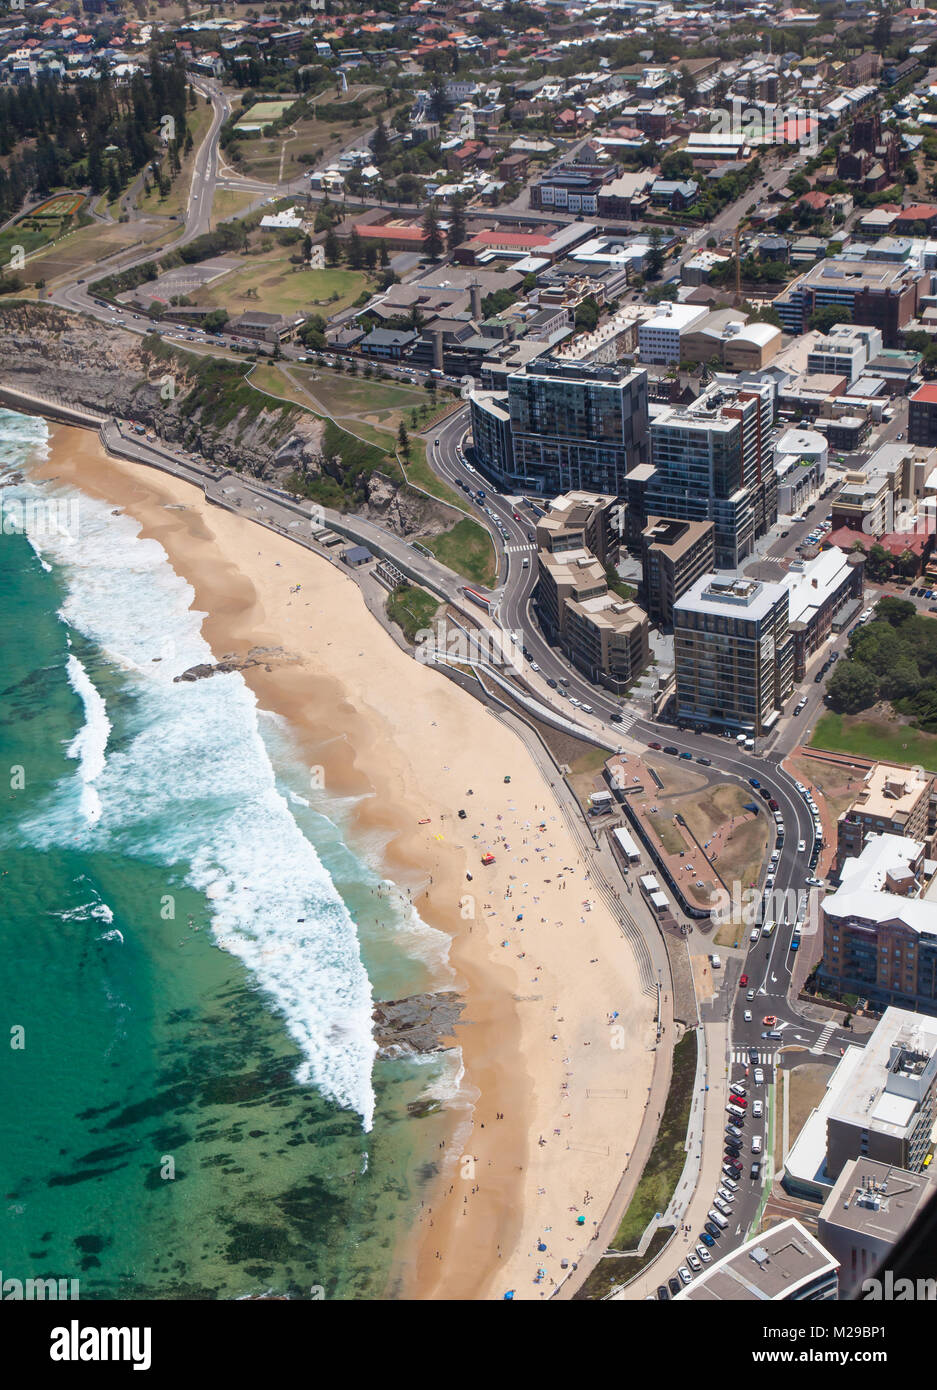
[609,1029,698,1251]
[386,584,440,644]
[418,517,497,589]
[811,712,937,772]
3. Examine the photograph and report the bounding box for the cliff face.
[0,303,457,537]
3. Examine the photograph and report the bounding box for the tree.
[645,227,664,280]
[397,420,411,459]
[875,596,917,628]
[678,67,697,106]
[347,226,363,269]
[303,233,312,263]
[574,295,600,332]
[202,309,229,333]
[422,202,444,260]
[448,190,466,250]
[324,227,340,266]
[371,113,390,161]
[826,659,879,714]
[378,239,389,267]
[808,304,853,333]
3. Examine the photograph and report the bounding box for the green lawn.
[418,517,497,588]
[386,584,440,644]
[574,1226,675,1301]
[810,713,937,773]
[236,99,296,127]
[200,258,370,316]
[609,1030,698,1252]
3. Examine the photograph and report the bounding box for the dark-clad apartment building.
[471,359,649,496]
[908,382,937,448]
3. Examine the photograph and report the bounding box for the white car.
[530,662,540,672]
[696,1244,712,1264]
[753,1067,765,1085]
[717,1187,736,1204]
[687,1253,701,1272]
[730,1081,747,1096]
[752,1100,763,1118]
[743,1009,752,1022]
[805,876,823,887]
[678,1266,693,1284]
[797,839,806,852]
[721,1176,738,1191]
[580,704,593,714]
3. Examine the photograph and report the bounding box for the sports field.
[200,257,369,316]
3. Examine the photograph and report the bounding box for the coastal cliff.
[0,301,450,536]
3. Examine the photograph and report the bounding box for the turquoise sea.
[0,410,458,1299]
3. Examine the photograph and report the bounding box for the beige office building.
[640,516,716,628]
[837,763,933,868]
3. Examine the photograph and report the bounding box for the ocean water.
[0,410,461,1299]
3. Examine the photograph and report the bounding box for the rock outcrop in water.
[372,992,464,1058]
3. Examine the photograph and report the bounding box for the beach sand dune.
[42,426,656,1300]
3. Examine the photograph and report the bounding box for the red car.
[763,1015,778,1027]
[739,974,748,987]
[768,799,779,811]
[648,741,662,750]
[730,1094,748,1107]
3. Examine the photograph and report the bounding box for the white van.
[752,1134,763,1155]
[727,1102,746,1120]
[708,1209,729,1229]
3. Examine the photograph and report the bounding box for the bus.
[761,920,775,939]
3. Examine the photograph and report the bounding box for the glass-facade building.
[646,383,778,569]
[499,360,650,495]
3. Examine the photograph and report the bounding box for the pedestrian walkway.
[730,1049,779,1067]
[810,1021,837,1055]
[505,542,534,554]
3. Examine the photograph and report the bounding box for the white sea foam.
[64,653,111,823]
[17,471,378,1129]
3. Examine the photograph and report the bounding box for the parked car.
[752,1100,763,1118]
[753,1067,765,1084]
[739,974,748,988]
[668,1276,681,1296]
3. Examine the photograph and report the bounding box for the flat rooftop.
[819,1157,935,1243]
[675,1219,838,1300]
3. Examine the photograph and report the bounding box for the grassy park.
[386,585,440,644]
[200,257,370,316]
[810,712,937,772]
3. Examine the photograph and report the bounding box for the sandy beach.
[39,424,656,1300]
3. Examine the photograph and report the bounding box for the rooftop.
[674,1219,838,1301]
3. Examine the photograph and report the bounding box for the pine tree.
[397,420,410,459]
[324,227,340,265]
[347,226,363,269]
[378,239,389,267]
[372,113,389,161]
[448,191,466,250]
[422,202,443,260]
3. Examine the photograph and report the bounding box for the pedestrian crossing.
[730,1049,779,1067]
[506,543,534,554]
[810,1021,837,1054]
